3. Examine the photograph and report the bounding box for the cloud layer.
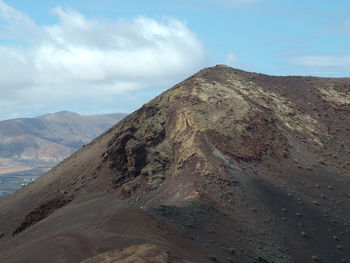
[291,55,350,67]
[0,1,206,119]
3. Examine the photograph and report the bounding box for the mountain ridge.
[0,111,127,172]
[0,65,349,263]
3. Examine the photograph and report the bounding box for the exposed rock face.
[94,65,350,208]
[80,244,169,263]
[0,65,349,263]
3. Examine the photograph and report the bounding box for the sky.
[0,0,349,120]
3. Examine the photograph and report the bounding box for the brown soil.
[0,65,349,263]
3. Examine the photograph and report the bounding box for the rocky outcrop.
[0,66,349,263]
[80,244,169,263]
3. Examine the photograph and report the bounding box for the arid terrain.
[0,65,349,263]
[0,112,126,198]
[0,111,127,174]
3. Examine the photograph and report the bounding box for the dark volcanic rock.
[12,196,72,236]
[0,65,349,263]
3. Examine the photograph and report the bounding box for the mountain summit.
[0,65,349,263]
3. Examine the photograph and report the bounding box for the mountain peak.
[0,67,349,263]
[37,111,80,119]
[53,111,80,116]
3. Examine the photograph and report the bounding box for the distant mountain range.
[0,111,127,175]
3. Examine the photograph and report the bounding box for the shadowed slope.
[0,65,349,263]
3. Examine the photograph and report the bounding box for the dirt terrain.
[0,65,349,263]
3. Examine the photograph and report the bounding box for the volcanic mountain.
[0,65,349,263]
[0,111,127,175]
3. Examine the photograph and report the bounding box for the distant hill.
[0,111,127,175]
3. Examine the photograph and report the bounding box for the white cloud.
[225,51,240,67]
[224,51,252,71]
[291,55,350,67]
[0,1,206,119]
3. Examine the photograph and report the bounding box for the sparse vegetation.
[318,159,326,165]
[208,255,217,261]
[313,200,320,206]
[225,248,236,254]
[2,65,350,263]
[264,216,272,223]
[311,255,319,261]
[297,198,303,205]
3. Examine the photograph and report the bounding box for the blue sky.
[0,0,349,120]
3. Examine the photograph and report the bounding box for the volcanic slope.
[0,65,350,263]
